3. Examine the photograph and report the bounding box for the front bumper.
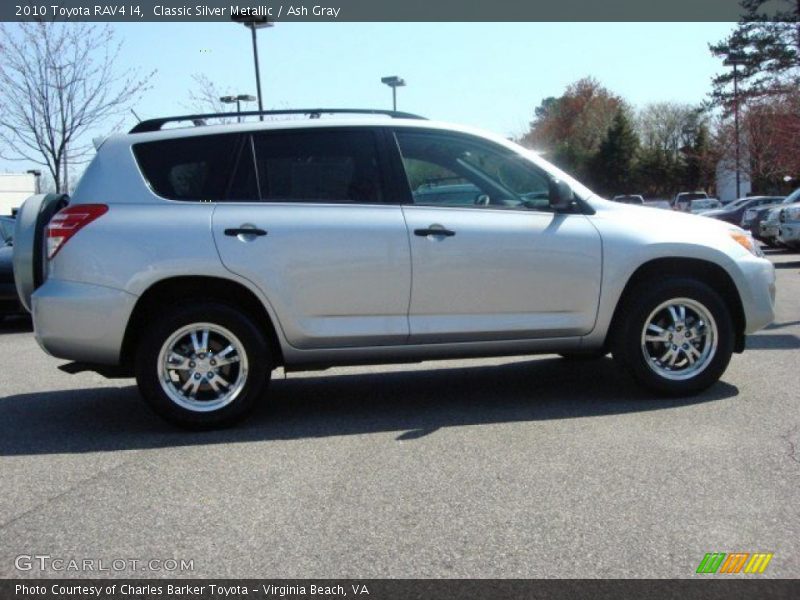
[733,256,776,334]
[32,278,137,364]
[777,221,800,245]
[759,223,779,241]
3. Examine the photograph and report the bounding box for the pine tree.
[684,125,712,192]
[709,0,800,108]
[592,110,640,195]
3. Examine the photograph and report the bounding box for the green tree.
[684,124,713,191]
[591,110,640,195]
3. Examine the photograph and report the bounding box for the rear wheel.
[612,278,734,396]
[135,302,271,428]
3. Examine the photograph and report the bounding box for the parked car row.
[611,192,723,214]
[738,188,800,249]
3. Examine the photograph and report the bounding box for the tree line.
[520,0,800,199]
[0,1,798,195]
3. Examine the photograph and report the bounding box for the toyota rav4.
[13,109,776,427]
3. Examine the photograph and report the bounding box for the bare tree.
[0,22,154,193]
[187,73,235,121]
[636,102,701,158]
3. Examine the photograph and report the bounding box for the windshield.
[783,188,800,204]
[728,198,750,209]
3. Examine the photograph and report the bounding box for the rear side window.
[133,134,241,201]
[250,130,384,203]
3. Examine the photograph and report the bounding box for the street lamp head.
[236,94,257,102]
[381,76,406,88]
[723,53,748,66]
[219,95,238,104]
[231,14,273,29]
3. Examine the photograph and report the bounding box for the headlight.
[785,206,800,221]
[729,228,764,257]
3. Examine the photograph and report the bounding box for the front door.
[393,129,602,343]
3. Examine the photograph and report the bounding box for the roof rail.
[129,108,426,133]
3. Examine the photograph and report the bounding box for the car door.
[392,129,602,343]
[213,127,411,349]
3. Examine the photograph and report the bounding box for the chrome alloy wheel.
[156,323,249,412]
[640,298,718,381]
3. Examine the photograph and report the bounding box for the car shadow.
[0,357,738,456]
[745,333,800,350]
[773,260,800,269]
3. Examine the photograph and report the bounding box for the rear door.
[212,127,411,349]
[392,129,602,343]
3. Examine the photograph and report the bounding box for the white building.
[0,172,38,216]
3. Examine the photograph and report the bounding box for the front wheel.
[612,278,734,396]
[135,303,271,428]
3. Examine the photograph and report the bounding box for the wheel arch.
[121,276,284,369]
[605,257,746,353]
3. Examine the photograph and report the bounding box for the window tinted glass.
[251,130,383,203]
[133,134,241,201]
[228,138,259,201]
[395,131,552,210]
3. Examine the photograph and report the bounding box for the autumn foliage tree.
[520,77,624,182]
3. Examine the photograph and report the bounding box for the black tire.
[135,302,271,429]
[611,277,734,396]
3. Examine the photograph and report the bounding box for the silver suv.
[14,109,776,428]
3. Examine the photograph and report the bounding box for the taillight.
[46,204,108,259]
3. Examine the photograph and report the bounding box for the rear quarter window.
[132,134,242,201]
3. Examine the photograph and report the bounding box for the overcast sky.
[1,21,735,175]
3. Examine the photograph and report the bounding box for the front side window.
[250,130,384,204]
[395,131,553,210]
[133,134,241,201]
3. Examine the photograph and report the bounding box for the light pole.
[26,169,41,194]
[231,15,273,121]
[724,53,747,199]
[381,76,406,111]
[220,94,257,122]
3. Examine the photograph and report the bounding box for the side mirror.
[549,179,574,211]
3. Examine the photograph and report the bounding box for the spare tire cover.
[13,193,69,312]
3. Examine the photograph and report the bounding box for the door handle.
[224,227,267,237]
[414,227,455,237]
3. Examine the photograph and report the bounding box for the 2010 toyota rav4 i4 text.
[13,109,776,428]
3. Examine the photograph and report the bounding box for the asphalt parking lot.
[1,249,798,579]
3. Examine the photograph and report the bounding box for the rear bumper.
[32,279,137,364]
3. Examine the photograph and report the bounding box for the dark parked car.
[701,196,783,225]
[0,216,24,319]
